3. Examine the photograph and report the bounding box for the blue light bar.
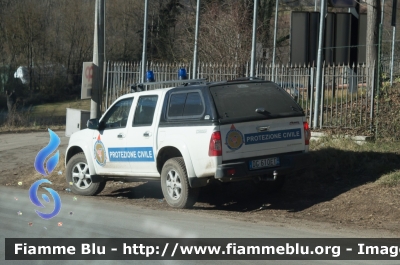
[178,68,187,80]
[146,71,155,82]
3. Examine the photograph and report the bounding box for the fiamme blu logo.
[30,129,62,220]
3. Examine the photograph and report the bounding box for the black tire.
[161,157,199,209]
[253,175,285,194]
[66,153,106,196]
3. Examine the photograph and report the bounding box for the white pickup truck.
[65,78,310,208]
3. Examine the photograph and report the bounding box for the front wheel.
[66,153,106,196]
[161,157,199,209]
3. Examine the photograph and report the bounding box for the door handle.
[143,131,151,137]
[257,126,270,132]
[117,133,125,138]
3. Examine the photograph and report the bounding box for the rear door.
[126,94,159,175]
[209,82,305,162]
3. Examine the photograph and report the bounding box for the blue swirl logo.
[34,129,60,176]
[31,129,62,219]
[29,179,61,219]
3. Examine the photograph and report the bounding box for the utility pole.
[250,0,258,78]
[390,0,397,86]
[141,0,149,84]
[313,0,326,129]
[192,0,201,79]
[271,0,279,81]
[91,0,105,119]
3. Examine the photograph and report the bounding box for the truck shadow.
[193,147,400,212]
[102,182,164,200]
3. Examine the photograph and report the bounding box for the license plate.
[249,157,280,170]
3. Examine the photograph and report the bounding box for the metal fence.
[104,61,248,108]
[105,61,378,133]
[382,60,400,77]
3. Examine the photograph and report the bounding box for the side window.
[183,92,203,116]
[167,91,204,119]
[168,93,186,117]
[101,98,133,129]
[133,95,158,126]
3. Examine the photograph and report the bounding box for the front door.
[93,97,134,175]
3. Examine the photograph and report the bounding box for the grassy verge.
[0,99,90,133]
[30,99,91,117]
[376,171,400,186]
[310,136,400,187]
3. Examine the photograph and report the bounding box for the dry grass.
[31,99,90,117]
[310,135,400,153]
[376,170,400,187]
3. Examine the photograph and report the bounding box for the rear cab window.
[209,81,304,124]
[167,90,205,119]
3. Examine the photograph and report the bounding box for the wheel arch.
[156,144,196,180]
[65,145,96,176]
[66,146,84,164]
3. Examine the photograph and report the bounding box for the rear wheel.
[66,153,106,196]
[161,157,199,209]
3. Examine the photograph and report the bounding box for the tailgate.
[209,81,306,162]
[220,117,305,161]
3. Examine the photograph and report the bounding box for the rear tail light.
[303,122,311,145]
[209,131,222,156]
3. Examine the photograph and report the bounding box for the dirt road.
[0,130,69,172]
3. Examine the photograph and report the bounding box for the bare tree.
[106,0,143,61]
[194,0,253,63]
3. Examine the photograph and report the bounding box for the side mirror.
[87,119,99,130]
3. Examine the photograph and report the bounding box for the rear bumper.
[215,152,310,181]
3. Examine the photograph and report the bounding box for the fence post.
[390,26,396,86]
[105,61,109,109]
[370,63,375,134]
[319,64,325,129]
[309,66,314,127]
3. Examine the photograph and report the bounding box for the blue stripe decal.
[108,147,154,162]
[244,128,302,145]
